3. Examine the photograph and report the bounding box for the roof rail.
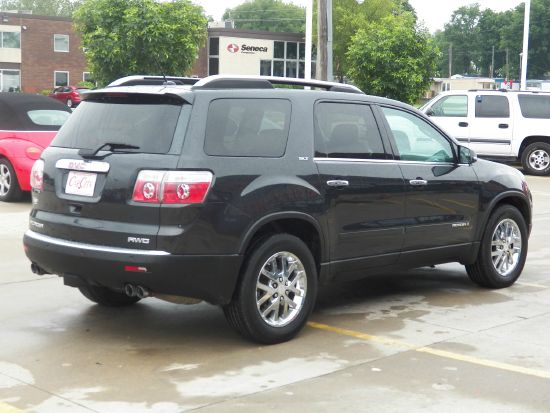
[192,75,364,94]
[107,75,200,87]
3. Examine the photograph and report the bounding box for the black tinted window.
[314,102,386,159]
[204,99,291,157]
[475,95,510,118]
[518,94,550,118]
[52,94,183,154]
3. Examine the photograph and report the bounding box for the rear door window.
[314,102,387,159]
[51,94,184,154]
[518,94,550,118]
[475,95,510,118]
[204,98,291,157]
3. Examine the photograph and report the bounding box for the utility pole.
[521,0,531,90]
[316,0,328,81]
[448,43,452,78]
[305,0,312,80]
[489,46,495,79]
[506,48,509,81]
[327,0,333,81]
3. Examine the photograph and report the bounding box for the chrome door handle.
[327,180,349,187]
[409,179,428,186]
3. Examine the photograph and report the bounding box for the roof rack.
[107,75,200,87]
[192,75,364,94]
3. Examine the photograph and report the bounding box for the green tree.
[223,0,305,33]
[347,13,439,104]
[0,0,81,16]
[73,0,207,86]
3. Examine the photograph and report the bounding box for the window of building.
[54,34,69,52]
[263,41,314,79]
[475,95,510,118]
[274,41,285,59]
[1,32,20,49]
[204,98,291,157]
[260,60,272,76]
[315,102,386,159]
[54,71,69,87]
[83,72,92,82]
[0,69,20,92]
[208,37,219,76]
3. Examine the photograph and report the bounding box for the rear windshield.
[518,94,550,119]
[51,94,183,154]
[204,98,291,157]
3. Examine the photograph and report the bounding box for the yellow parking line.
[308,321,550,380]
[0,402,27,413]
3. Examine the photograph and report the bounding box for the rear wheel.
[78,284,140,307]
[521,141,550,175]
[224,234,318,344]
[0,158,23,202]
[466,205,527,288]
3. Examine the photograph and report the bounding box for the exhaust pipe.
[31,263,49,275]
[135,285,150,299]
[124,283,137,297]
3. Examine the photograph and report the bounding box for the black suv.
[24,75,532,344]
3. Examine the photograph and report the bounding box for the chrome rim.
[491,218,522,277]
[256,251,307,328]
[528,149,550,171]
[0,163,11,196]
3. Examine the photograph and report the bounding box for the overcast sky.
[193,0,525,33]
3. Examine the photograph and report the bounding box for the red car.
[48,85,89,108]
[0,93,72,202]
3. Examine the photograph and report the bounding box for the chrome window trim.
[25,230,170,256]
[313,157,455,166]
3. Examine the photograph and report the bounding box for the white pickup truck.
[421,90,550,175]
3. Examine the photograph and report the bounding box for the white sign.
[219,36,274,76]
[65,171,97,197]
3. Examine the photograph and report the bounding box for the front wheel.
[521,142,550,175]
[466,205,528,288]
[78,284,140,307]
[223,234,318,344]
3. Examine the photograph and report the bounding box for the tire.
[466,205,528,288]
[78,284,140,307]
[0,158,23,202]
[223,234,318,344]
[521,141,550,175]
[66,98,73,108]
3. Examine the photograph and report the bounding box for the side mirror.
[458,145,477,165]
[425,108,434,116]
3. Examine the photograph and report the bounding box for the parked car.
[0,93,72,202]
[421,89,550,175]
[48,85,89,108]
[24,75,532,344]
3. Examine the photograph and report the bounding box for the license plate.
[65,171,97,197]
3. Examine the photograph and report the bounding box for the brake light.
[132,170,213,204]
[30,159,44,191]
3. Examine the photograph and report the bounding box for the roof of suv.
[83,74,416,111]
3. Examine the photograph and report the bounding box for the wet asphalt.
[1,174,549,413]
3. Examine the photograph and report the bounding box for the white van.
[421,90,550,175]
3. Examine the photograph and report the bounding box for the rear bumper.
[23,230,242,305]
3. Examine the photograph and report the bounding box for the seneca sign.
[227,43,269,54]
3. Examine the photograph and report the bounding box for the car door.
[467,94,513,156]
[379,106,480,260]
[425,94,470,143]
[314,101,406,278]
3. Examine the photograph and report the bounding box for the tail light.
[30,159,44,191]
[132,170,213,204]
[26,146,42,160]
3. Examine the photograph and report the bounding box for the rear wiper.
[78,142,140,159]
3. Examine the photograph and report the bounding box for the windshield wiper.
[78,142,140,159]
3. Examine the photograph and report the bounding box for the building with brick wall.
[0,11,88,94]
